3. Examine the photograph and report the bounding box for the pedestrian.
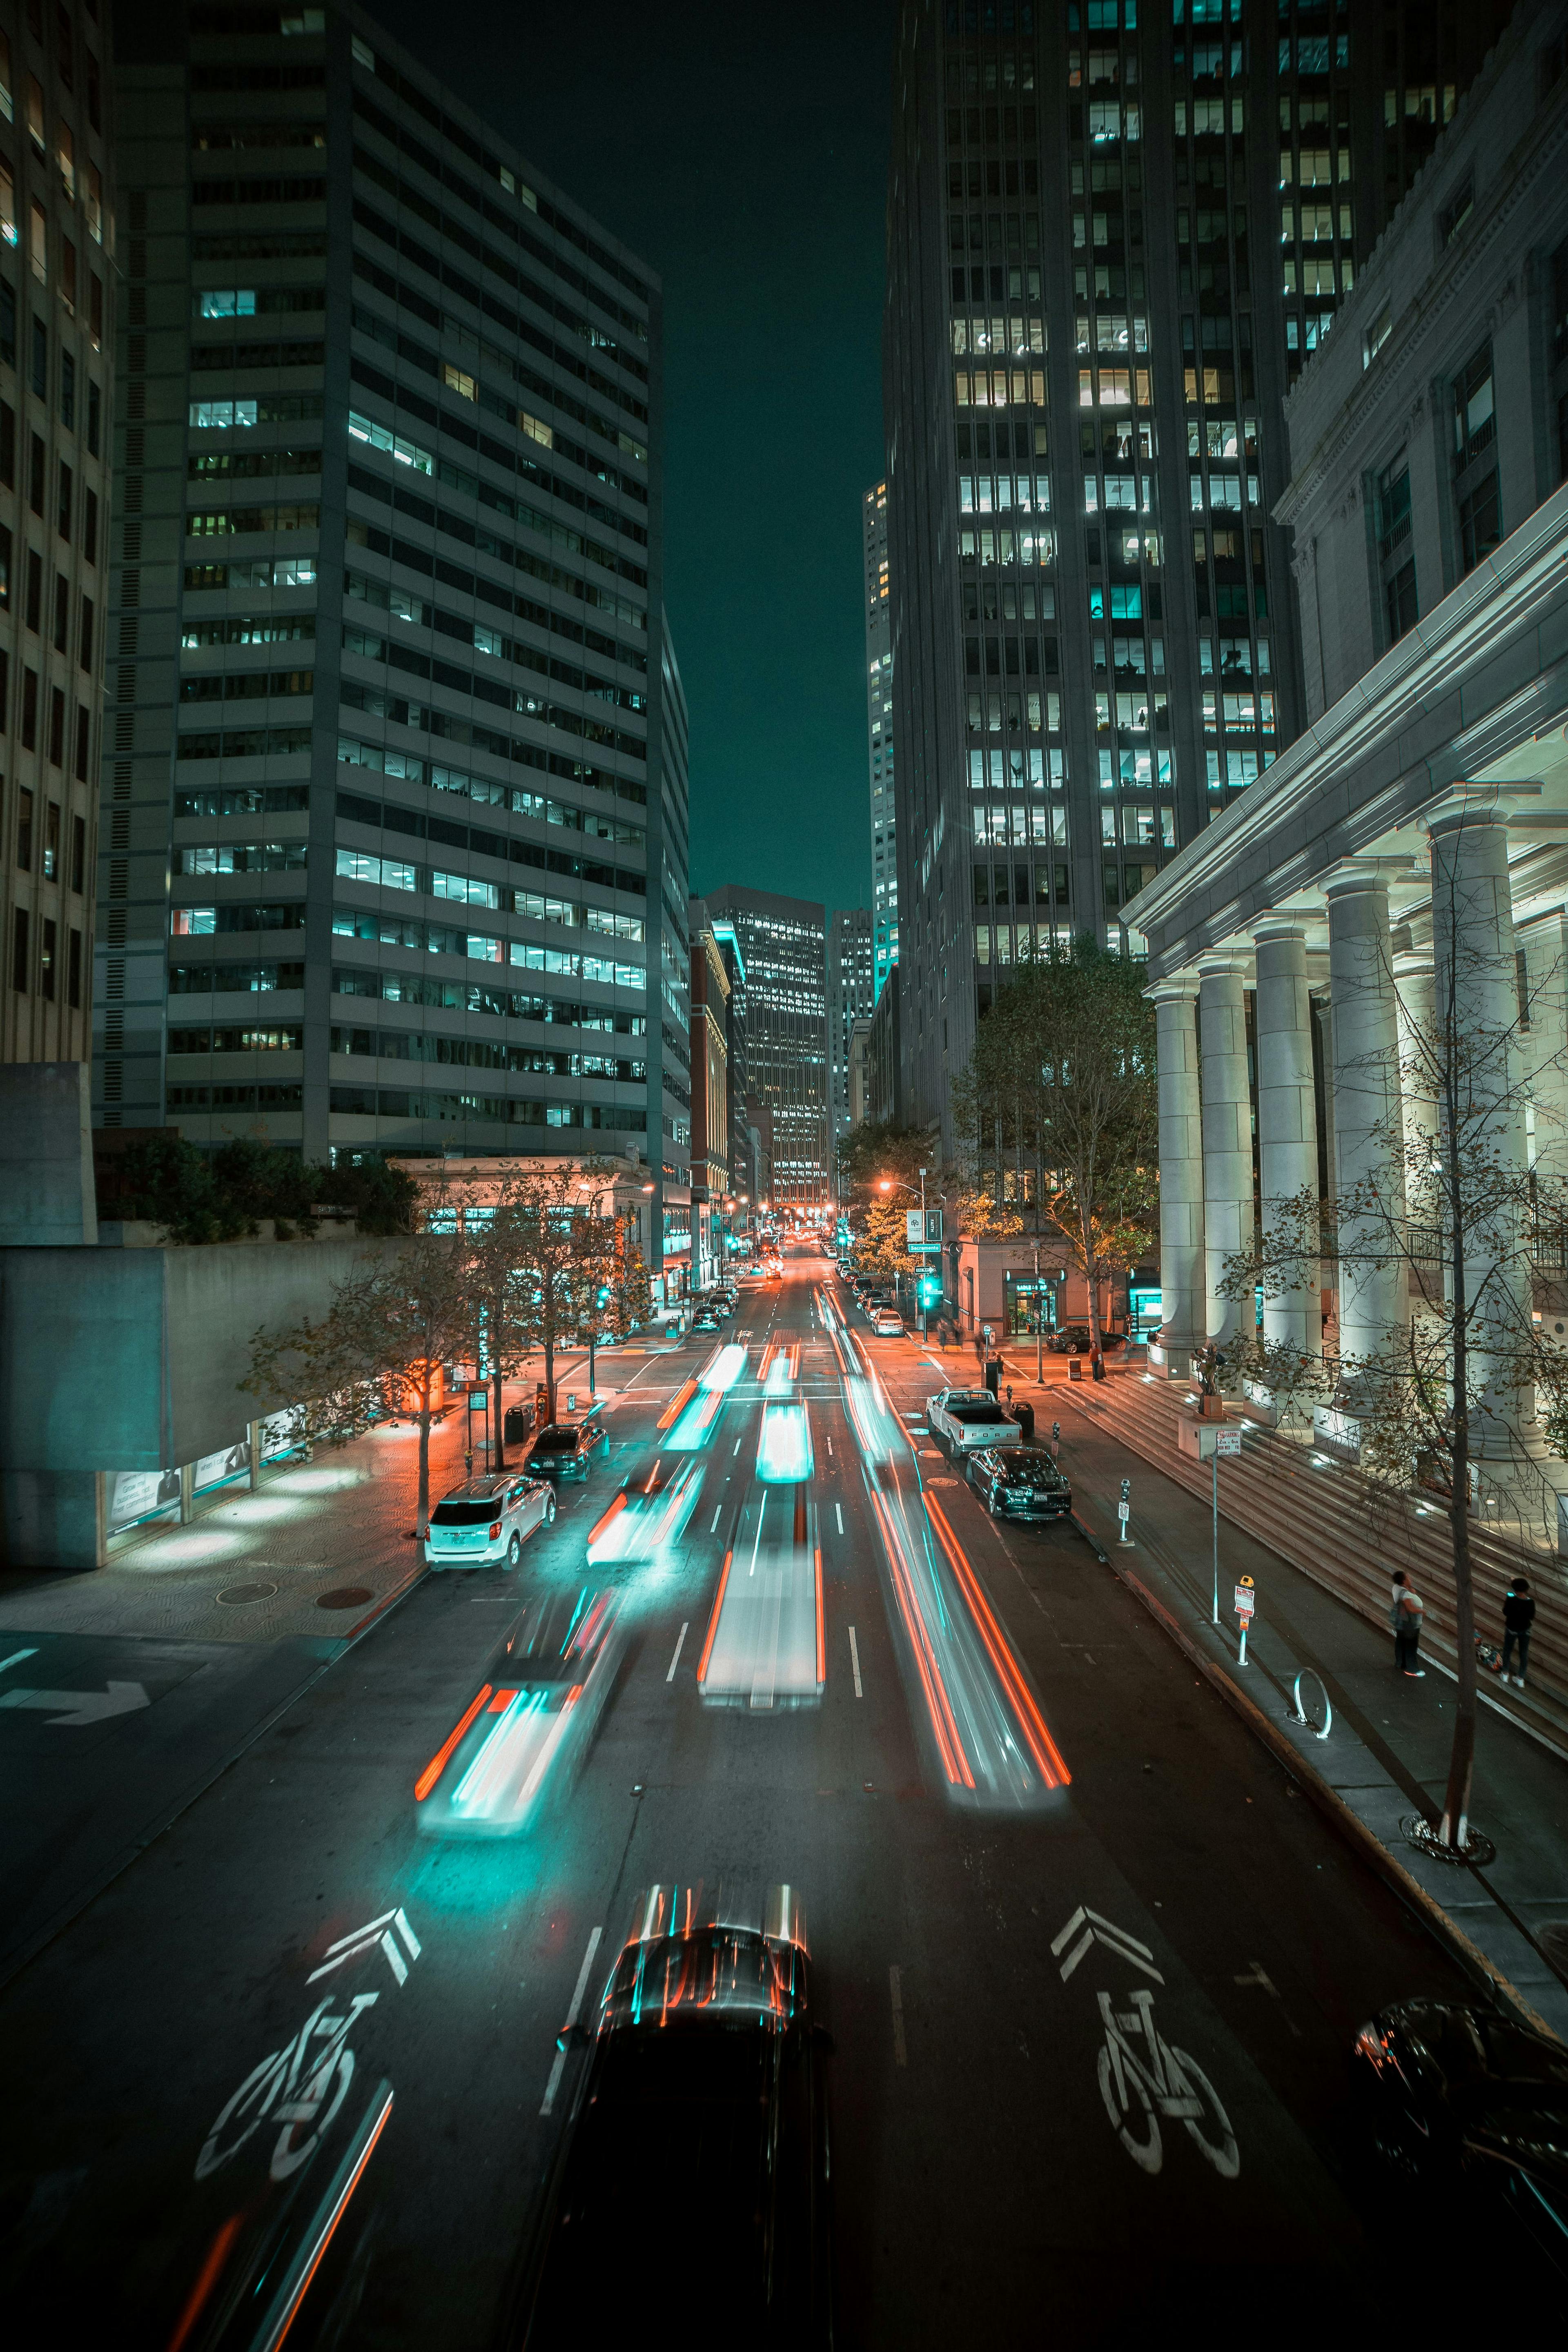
[1501,1574,1535,1686]
[1390,1570,1425,1677]
[1005,1382,1014,1407]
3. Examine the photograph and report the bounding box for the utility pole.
[920,1165,929,1338]
[1034,1243,1042,1383]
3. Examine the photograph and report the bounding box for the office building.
[686,896,728,1283]
[703,882,827,1207]
[706,902,754,1210]
[1,0,113,1066]
[1125,0,1568,1399]
[97,2,688,1274]
[862,479,897,998]
[827,902,873,1145]
[882,0,1511,1152]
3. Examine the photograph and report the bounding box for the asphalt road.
[0,1257,1511,2346]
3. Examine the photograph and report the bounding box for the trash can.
[984,1356,1002,1396]
[1015,1399,1036,1443]
[1068,1356,1083,1383]
[504,1403,532,1447]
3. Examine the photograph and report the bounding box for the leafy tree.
[851,1198,917,1284]
[314,1155,419,1236]
[836,1120,940,1204]
[472,1160,624,1426]
[103,1133,250,1244]
[241,1218,471,1541]
[953,936,1158,1365]
[97,1134,417,1245]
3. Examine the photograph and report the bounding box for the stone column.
[1393,950,1439,1216]
[1150,979,1204,1374]
[1197,956,1252,1351]
[1428,807,1535,1458]
[1518,912,1568,1183]
[1252,922,1318,1356]
[1325,872,1407,1383]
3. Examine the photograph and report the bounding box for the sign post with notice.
[1234,1573,1255,1666]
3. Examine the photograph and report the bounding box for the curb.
[1085,1513,1565,2048]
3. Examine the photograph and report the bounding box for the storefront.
[1002,1271,1060,1339]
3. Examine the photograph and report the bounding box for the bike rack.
[1287,1668,1332,1741]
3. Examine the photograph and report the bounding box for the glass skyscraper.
[703,882,828,1208]
[862,479,897,1000]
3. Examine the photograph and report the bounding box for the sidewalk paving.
[1044,1381,1568,2039]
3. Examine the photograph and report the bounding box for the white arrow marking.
[0,1679,150,1725]
[1051,1904,1164,1985]
[307,1907,421,1987]
[0,1648,40,1677]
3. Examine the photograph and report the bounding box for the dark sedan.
[967,1444,1073,1521]
[1046,1325,1128,1355]
[528,1417,610,1480]
[510,1886,831,2345]
[1352,1998,1568,2276]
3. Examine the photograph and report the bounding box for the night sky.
[366,0,896,927]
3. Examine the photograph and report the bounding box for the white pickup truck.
[924,1388,1018,1454]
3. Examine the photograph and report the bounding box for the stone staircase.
[1064,1373,1568,1758]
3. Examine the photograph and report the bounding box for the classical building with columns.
[1125,2,1568,1480]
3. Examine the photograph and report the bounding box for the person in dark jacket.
[1390,1570,1425,1677]
[1501,1575,1535,1687]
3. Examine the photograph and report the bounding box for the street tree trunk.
[416,1403,432,1541]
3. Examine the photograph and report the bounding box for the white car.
[924,1388,1018,1454]
[425,1472,556,1570]
[871,1307,905,1336]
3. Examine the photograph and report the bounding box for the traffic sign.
[1234,1578,1255,1617]
[1214,1427,1243,1456]
[1117,1502,1131,1523]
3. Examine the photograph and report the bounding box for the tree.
[241,1218,472,1542]
[1224,820,1568,1856]
[477,1160,624,1426]
[953,936,1158,1368]
[851,1197,917,1285]
[836,1120,940,1205]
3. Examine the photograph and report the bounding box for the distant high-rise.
[827,904,873,1145]
[862,481,897,1000]
[1,0,114,1067]
[98,0,688,1272]
[703,882,827,1207]
[882,0,1510,1149]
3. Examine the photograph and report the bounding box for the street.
[0,1254,1516,2345]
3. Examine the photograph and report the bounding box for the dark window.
[0,524,10,608]
[59,351,73,431]
[86,377,99,454]
[83,487,96,563]
[56,459,70,540]
[39,916,55,1000]
[88,271,101,349]
[70,811,84,891]
[17,786,33,869]
[42,800,58,878]
[67,926,80,1008]
[52,572,66,649]
[0,280,14,371]
[1439,175,1473,247]
[1377,459,1417,642]
[74,703,88,780]
[79,595,92,670]
[48,685,63,766]
[1453,342,1496,467]
[30,317,45,399]
[21,667,36,749]
[28,431,43,514]
[12,907,29,993]
[1459,472,1501,574]
[0,650,7,728]
[24,549,40,631]
[0,400,12,486]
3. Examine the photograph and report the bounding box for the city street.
[0,1254,1518,2345]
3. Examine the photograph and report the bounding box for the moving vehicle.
[529,1416,610,1481]
[424,1472,555,1570]
[512,1884,831,2343]
[925,1388,1018,1454]
[870,1306,905,1337]
[1046,1325,1128,1356]
[690,1311,724,1336]
[1352,1998,1568,2277]
[414,1588,624,1836]
[587,1454,704,1567]
[967,1445,1072,1522]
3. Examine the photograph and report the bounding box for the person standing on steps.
[1501,1575,1535,1687]
[1390,1570,1425,1677]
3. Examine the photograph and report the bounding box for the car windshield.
[532,1427,580,1451]
[1005,1457,1064,1486]
[431,1499,501,1525]
[602,1929,806,2030]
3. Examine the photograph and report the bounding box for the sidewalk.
[1045,1385,1568,2037]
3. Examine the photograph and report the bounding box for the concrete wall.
[0,1064,98,1247]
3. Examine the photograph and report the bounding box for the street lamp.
[878,1167,932,1336]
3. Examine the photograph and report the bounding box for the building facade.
[1124,0,1568,1436]
[703,881,827,1207]
[96,1,688,1272]
[686,896,728,1283]
[863,478,897,998]
[882,0,1512,1155]
[2,0,113,1066]
[827,901,873,1147]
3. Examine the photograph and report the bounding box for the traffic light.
[918,1273,942,1305]
[1120,1478,1131,1504]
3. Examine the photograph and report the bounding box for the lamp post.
[878,1168,933,1336]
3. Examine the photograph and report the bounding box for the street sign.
[1215,1427,1243,1456]
[1234,1578,1255,1617]
[1117,1502,1131,1523]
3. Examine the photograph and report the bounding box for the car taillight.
[489,1521,502,1539]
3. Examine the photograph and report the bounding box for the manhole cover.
[316,1585,374,1610]
[217,1581,278,1606]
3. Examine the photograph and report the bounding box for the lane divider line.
[709,1505,722,1532]
[849,1626,863,1698]
[666,1621,688,1683]
[835,1503,844,1535]
[541,1925,604,2117]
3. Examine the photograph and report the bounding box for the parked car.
[924,1388,1018,1453]
[511,1885,831,2342]
[529,1416,610,1480]
[870,1307,905,1337]
[424,1472,556,1571]
[414,1588,623,1837]
[967,1446,1072,1522]
[1046,1325,1129,1356]
[1352,1998,1568,2278]
[690,1311,724,1336]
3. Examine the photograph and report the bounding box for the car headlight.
[1354,2023,1387,2065]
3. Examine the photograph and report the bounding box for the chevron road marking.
[1051,1905,1165,1985]
[307,1907,423,1989]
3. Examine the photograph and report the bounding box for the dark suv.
[967,1445,1073,1522]
[528,1417,610,1480]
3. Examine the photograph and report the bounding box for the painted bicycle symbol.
[1096,1986,1240,2178]
[195,1992,378,2184]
